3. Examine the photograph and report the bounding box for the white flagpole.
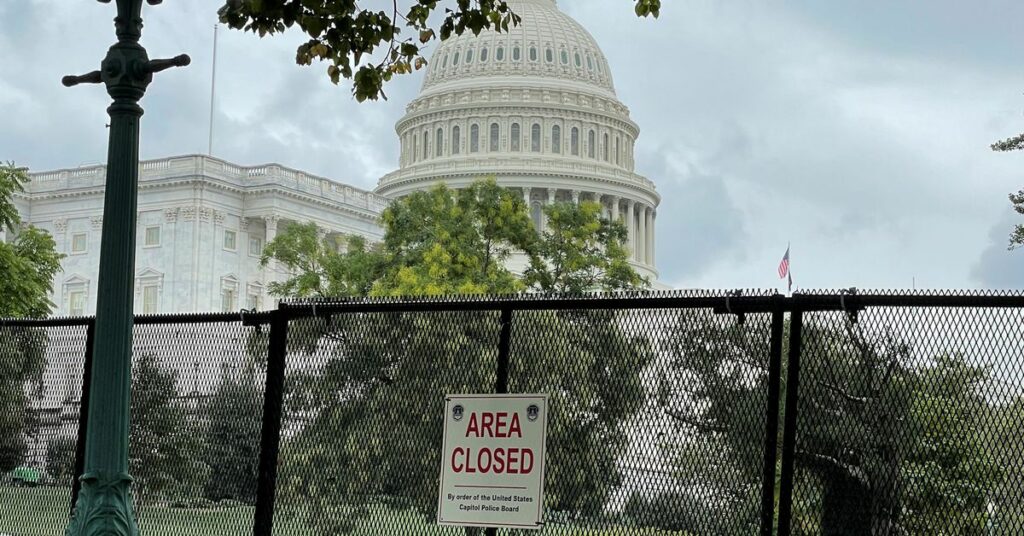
[208,24,219,155]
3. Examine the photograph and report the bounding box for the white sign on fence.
[437,394,549,530]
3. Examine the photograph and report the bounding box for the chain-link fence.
[2,291,1023,535]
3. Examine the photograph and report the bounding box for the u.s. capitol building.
[13,0,660,316]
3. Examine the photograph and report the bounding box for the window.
[545,48,554,63]
[436,128,444,157]
[423,130,430,160]
[453,51,460,65]
[221,288,237,312]
[142,285,158,314]
[413,134,418,162]
[551,125,561,154]
[489,123,500,152]
[510,123,521,151]
[560,50,569,65]
[480,48,488,62]
[513,47,521,61]
[470,124,480,153]
[571,127,580,156]
[249,236,263,257]
[603,133,610,161]
[247,292,260,311]
[144,226,160,247]
[531,123,541,152]
[574,52,582,68]
[466,48,474,63]
[529,47,537,62]
[531,203,542,230]
[69,291,86,316]
[588,130,596,158]
[442,54,448,68]
[71,233,87,254]
[615,136,620,165]
[596,60,603,74]
[587,55,594,71]
[452,126,461,155]
[496,47,504,61]
[224,229,237,251]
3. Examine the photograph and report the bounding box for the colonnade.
[521,187,655,265]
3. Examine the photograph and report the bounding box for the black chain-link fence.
[2,291,1023,535]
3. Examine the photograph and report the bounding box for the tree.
[129,353,207,506]
[201,366,263,504]
[218,0,662,101]
[991,126,1024,248]
[261,178,650,532]
[46,436,77,486]
[656,312,1003,535]
[0,162,63,473]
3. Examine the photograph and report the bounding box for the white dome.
[376,0,660,279]
[421,0,617,99]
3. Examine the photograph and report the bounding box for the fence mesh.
[791,304,1024,535]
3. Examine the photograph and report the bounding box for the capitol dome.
[375,0,659,279]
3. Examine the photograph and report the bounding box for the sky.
[2,0,1023,292]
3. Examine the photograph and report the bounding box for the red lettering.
[452,447,465,472]
[506,448,519,474]
[481,412,494,437]
[477,447,492,473]
[521,448,534,474]
[466,413,479,437]
[492,447,505,473]
[495,412,508,437]
[509,412,522,438]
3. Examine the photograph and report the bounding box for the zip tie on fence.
[239,308,263,333]
[841,287,859,324]
[725,289,746,325]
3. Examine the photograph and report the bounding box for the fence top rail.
[0,310,276,328]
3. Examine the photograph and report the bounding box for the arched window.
[588,130,596,158]
[496,47,504,61]
[470,124,480,153]
[531,202,543,230]
[586,55,593,71]
[490,123,500,152]
[531,123,541,152]
[596,60,603,74]
[480,48,489,62]
[560,50,569,65]
[436,128,444,157]
[603,133,610,161]
[452,126,461,155]
[423,130,430,160]
[513,47,521,61]
[545,48,554,63]
[571,127,580,156]
[453,51,460,65]
[412,134,419,162]
[529,47,538,62]
[574,52,582,68]
[551,125,561,154]
[510,123,521,151]
[442,54,448,68]
[614,136,620,165]
[466,48,474,64]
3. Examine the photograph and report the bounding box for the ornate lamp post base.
[62,1,188,534]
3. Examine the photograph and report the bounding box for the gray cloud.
[972,210,1024,289]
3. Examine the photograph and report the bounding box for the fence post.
[482,307,514,536]
[253,304,290,536]
[70,318,96,515]
[758,301,785,536]
[776,307,803,536]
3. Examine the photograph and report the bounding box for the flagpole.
[207,23,218,156]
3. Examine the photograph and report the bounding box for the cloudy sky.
[2,0,1023,291]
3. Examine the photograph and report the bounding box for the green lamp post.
[62,1,188,534]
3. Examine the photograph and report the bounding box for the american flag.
[778,245,792,293]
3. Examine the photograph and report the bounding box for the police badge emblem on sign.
[437,394,549,530]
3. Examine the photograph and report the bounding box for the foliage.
[130,353,208,506]
[260,178,649,531]
[201,367,263,504]
[990,126,1024,248]
[0,162,62,473]
[45,436,77,486]
[657,312,1003,534]
[218,0,661,101]
[262,223,384,298]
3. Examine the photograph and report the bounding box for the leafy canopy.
[218,0,662,101]
[990,112,1024,249]
[262,177,647,296]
